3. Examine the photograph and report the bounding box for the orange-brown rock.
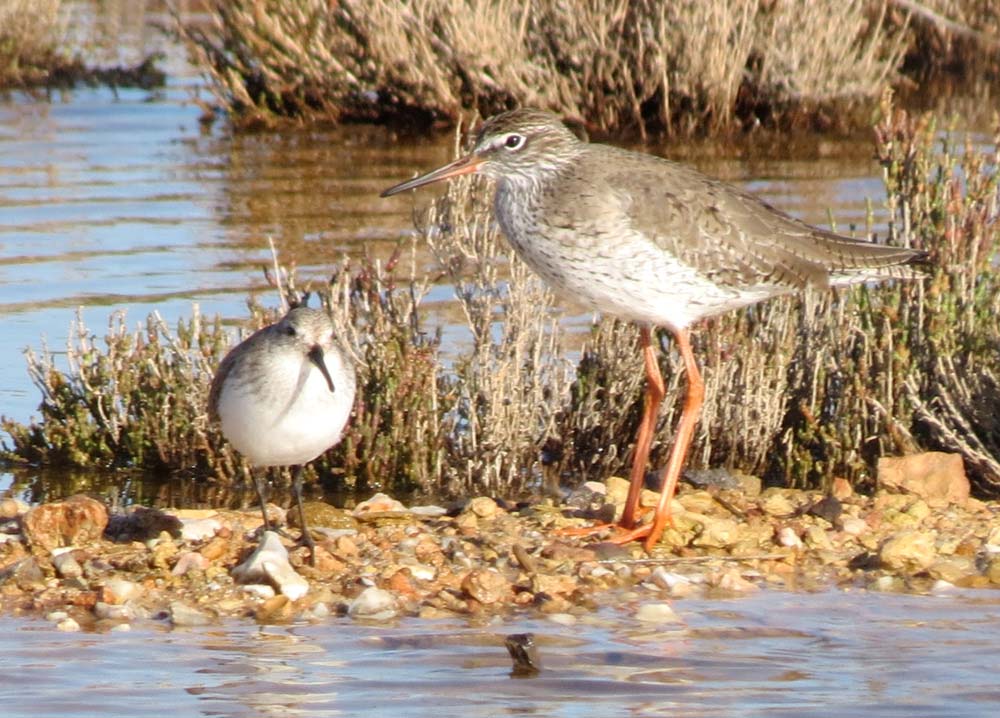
[878,452,969,507]
[23,495,109,550]
[461,568,511,605]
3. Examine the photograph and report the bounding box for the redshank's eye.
[284,325,297,337]
[503,133,525,150]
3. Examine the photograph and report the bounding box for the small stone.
[93,601,135,621]
[635,602,681,624]
[101,578,142,604]
[838,516,867,536]
[353,493,406,516]
[646,567,696,597]
[243,584,277,599]
[348,587,398,620]
[110,623,132,632]
[56,617,81,632]
[172,551,210,576]
[46,610,69,622]
[256,594,295,623]
[169,601,213,627]
[179,517,222,542]
[735,472,763,497]
[759,490,796,517]
[231,531,309,600]
[878,530,937,573]
[905,499,931,522]
[604,476,631,506]
[777,526,803,549]
[831,478,853,500]
[0,497,27,519]
[877,452,969,507]
[926,556,975,584]
[871,575,902,592]
[1,556,44,588]
[465,497,501,519]
[802,525,833,550]
[693,517,740,548]
[547,613,578,626]
[409,505,448,518]
[52,549,84,579]
[23,495,108,550]
[712,568,759,593]
[985,557,1000,585]
[461,569,510,604]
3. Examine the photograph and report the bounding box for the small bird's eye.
[503,133,525,150]
[285,325,297,336]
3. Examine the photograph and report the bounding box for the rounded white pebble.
[56,617,81,632]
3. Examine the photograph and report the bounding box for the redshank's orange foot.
[552,522,618,539]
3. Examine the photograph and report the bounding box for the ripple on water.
[2,589,999,717]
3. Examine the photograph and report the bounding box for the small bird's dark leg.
[292,465,316,566]
[252,468,271,532]
[620,327,666,529]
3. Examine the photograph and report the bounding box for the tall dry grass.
[0,0,65,87]
[175,0,909,135]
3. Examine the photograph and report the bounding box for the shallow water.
[3,588,1000,717]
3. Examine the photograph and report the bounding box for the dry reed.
[174,0,911,135]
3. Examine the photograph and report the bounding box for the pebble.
[172,551,211,576]
[56,617,81,632]
[634,602,681,624]
[101,578,143,604]
[878,530,937,573]
[838,516,868,536]
[777,526,803,548]
[348,587,398,620]
[465,496,501,519]
[231,531,309,600]
[547,612,578,626]
[179,517,222,542]
[759,491,796,517]
[52,549,84,579]
[243,584,277,599]
[93,601,135,621]
[169,600,213,627]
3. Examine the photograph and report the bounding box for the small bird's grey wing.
[207,348,239,422]
[207,323,273,421]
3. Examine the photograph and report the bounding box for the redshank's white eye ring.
[503,133,525,150]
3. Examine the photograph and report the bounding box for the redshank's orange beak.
[380,153,485,197]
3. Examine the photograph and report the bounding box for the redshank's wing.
[574,146,925,292]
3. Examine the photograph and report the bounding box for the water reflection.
[2,589,999,717]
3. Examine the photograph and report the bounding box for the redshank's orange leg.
[610,328,704,551]
[620,327,666,528]
[554,327,664,539]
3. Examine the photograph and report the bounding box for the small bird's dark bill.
[307,345,336,393]
[379,154,484,197]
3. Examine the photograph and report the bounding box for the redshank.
[381,108,927,551]
[208,305,356,562]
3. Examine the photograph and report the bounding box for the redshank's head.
[380,109,581,197]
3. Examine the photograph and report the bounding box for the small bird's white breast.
[216,350,354,467]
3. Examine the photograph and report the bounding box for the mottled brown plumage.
[382,108,927,550]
